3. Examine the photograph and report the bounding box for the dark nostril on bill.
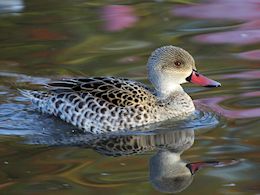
[205,84,221,88]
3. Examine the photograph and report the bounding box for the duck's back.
[21,77,160,134]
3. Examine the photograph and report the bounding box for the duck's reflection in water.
[92,130,195,193]
[150,149,193,193]
[84,129,237,193]
[27,129,238,193]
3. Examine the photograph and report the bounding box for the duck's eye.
[174,61,182,67]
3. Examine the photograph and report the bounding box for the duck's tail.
[19,89,52,113]
[19,89,38,99]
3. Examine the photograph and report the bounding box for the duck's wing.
[46,76,155,107]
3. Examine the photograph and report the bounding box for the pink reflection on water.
[173,0,260,45]
[195,94,260,119]
[241,20,260,30]
[241,91,260,97]
[173,0,260,21]
[194,29,260,45]
[221,70,260,79]
[237,50,260,60]
[101,5,138,32]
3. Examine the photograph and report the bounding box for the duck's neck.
[157,83,184,99]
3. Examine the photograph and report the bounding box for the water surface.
[0,0,259,194]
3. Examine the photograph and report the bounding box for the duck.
[20,45,221,134]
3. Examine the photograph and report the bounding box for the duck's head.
[147,45,221,96]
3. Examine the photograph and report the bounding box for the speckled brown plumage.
[19,45,221,134]
[20,76,194,134]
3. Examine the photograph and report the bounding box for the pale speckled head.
[147,45,221,96]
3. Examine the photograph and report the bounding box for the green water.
[0,0,259,194]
